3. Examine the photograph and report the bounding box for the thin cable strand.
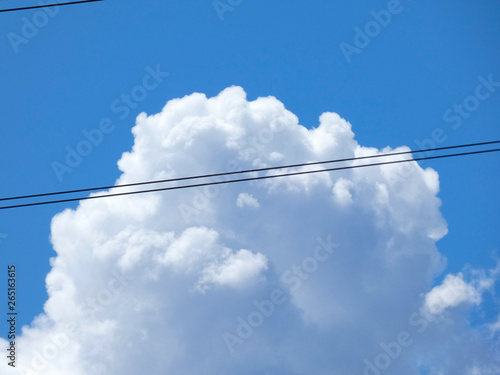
[1,147,498,211]
[0,0,104,13]
[1,139,499,203]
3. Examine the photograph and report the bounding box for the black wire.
[1,147,498,211]
[0,0,104,13]
[1,140,499,203]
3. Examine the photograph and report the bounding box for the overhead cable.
[0,0,104,13]
[2,139,499,203]
[0,146,498,210]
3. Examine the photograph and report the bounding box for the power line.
[2,140,499,203]
[0,0,104,13]
[1,146,499,211]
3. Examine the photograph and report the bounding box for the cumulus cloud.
[198,248,268,291]
[423,265,498,316]
[424,273,481,315]
[3,86,499,375]
[489,315,500,333]
[236,193,260,209]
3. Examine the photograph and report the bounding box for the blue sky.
[0,1,499,373]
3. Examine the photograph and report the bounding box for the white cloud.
[490,315,500,333]
[198,249,268,291]
[332,177,354,206]
[3,86,498,375]
[269,151,284,162]
[236,193,260,209]
[424,273,481,315]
